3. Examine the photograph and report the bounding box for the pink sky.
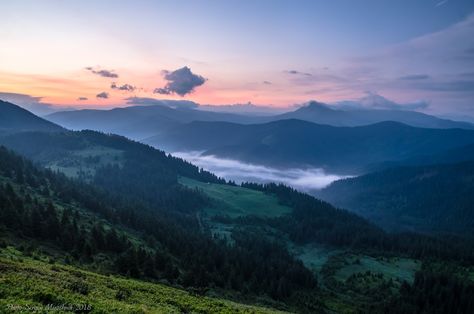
[0,1,473,116]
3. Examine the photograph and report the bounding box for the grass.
[179,177,291,218]
[0,247,285,314]
[334,255,420,284]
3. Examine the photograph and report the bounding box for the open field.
[179,177,292,218]
[334,255,420,284]
[46,146,123,179]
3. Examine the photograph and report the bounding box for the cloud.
[416,80,474,92]
[172,151,349,191]
[0,92,61,115]
[285,70,312,76]
[459,72,474,78]
[360,92,429,110]
[153,88,170,95]
[335,92,429,111]
[354,13,474,74]
[435,0,449,7]
[398,74,430,80]
[299,14,474,117]
[77,97,88,101]
[285,69,348,88]
[111,82,135,92]
[198,102,291,115]
[85,67,119,78]
[125,97,198,109]
[153,66,206,96]
[263,81,272,85]
[96,92,109,99]
[465,47,474,54]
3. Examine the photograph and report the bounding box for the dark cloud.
[77,97,88,101]
[418,80,474,92]
[285,69,347,87]
[153,66,206,96]
[453,48,474,61]
[125,97,198,109]
[85,67,119,78]
[285,70,312,76]
[111,82,135,92]
[263,81,272,85]
[459,72,474,78]
[96,92,109,99]
[398,74,430,80]
[465,47,474,54]
[153,87,171,95]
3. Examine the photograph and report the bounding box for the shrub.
[69,280,89,295]
[115,288,132,301]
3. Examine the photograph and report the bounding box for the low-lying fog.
[173,151,350,192]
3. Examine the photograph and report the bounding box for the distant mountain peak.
[300,101,335,112]
[277,96,473,129]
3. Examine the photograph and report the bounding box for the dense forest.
[318,161,474,235]
[379,265,474,314]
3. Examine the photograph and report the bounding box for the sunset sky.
[1,0,473,117]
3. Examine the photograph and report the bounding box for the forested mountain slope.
[318,161,474,235]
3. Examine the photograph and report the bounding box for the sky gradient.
[1,0,473,117]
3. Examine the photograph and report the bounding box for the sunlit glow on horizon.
[0,1,473,115]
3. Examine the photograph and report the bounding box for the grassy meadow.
[179,177,291,218]
[0,247,284,314]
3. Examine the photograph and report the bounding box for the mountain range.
[45,101,263,140]
[146,119,474,173]
[44,99,473,143]
[2,99,474,312]
[276,101,474,129]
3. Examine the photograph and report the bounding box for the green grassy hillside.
[179,177,291,218]
[0,247,283,314]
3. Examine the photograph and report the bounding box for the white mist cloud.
[173,151,349,191]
